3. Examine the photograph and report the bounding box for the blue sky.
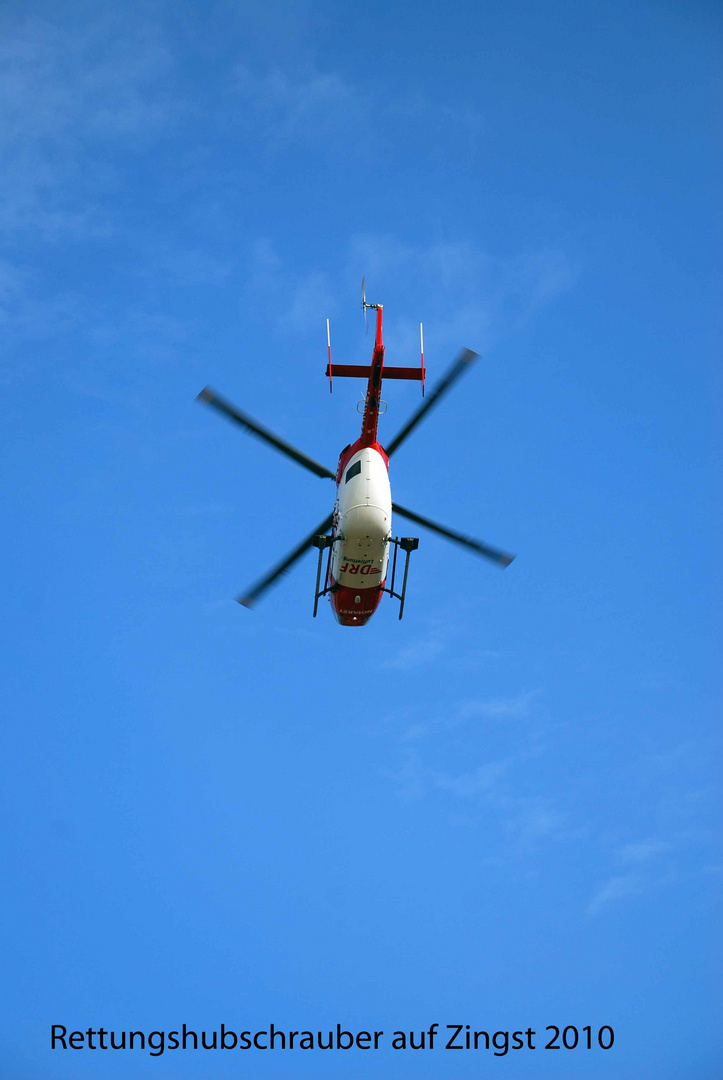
[1,1,720,1076]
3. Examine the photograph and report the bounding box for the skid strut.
[311,533,338,617]
[312,534,419,620]
[383,536,419,620]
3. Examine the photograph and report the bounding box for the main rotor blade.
[392,502,515,568]
[197,386,336,480]
[384,348,479,457]
[237,513,335,608]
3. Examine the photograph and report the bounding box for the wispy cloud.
[505,799,572,845]
[618,839,672,864]
[384,750,427,805]
[240,241,339,337]
[229,64,367,151]
[240,232,577,358]
[396,686,543,743]
[587,837,674,915]
[587,872,645,915]
[459,690,541,720]
[383,627,452,671]
[279,271,338,334]
[168,504,236,517]
[397,751,574,851]
[432,760,510,799]
[346,235,578,352]
[383,680,585,857]
[226,57,488,162]
[232,212,577,352]
[137,246,233,289]
[0,11,178,239]
[0,257,84,383]
[87,308,198,366]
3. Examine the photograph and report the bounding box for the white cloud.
[0,14,174,139]
[240,241,339,336]
[226,58,487,161]
[384,750,427,804]
[170,504,236,517]
[387,92,487,149]
[346,235,578,352]
[505,800,567,844]
[432,760,510,799]
[395,683,541,745]
[587,872,645,915]
[279,271,338,334]
[138,247,233,289]
[229,64,366,149]
[0,11,178,239]
[618,839,671,864]
[383,631,450,671]
[459,689,541,720]
[0,257,83,381]
[243,233,577,355]
[587,837,675,915]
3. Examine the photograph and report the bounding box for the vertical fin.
[420,322,425,396]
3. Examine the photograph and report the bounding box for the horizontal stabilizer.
[326,364,424,381]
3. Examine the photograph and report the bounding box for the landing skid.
[383,536,419,620]
[311,534,419,620]
[311,533,338,618]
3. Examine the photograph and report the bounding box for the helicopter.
[196,283,515,625]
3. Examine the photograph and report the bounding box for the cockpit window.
[345,460,362,483]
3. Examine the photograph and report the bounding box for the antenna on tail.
[420,323,425,396]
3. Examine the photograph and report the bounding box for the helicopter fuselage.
[329,442,392,626]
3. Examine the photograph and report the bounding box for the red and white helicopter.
[197,283,514,625]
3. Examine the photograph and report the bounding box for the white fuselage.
[331,447,392,589]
